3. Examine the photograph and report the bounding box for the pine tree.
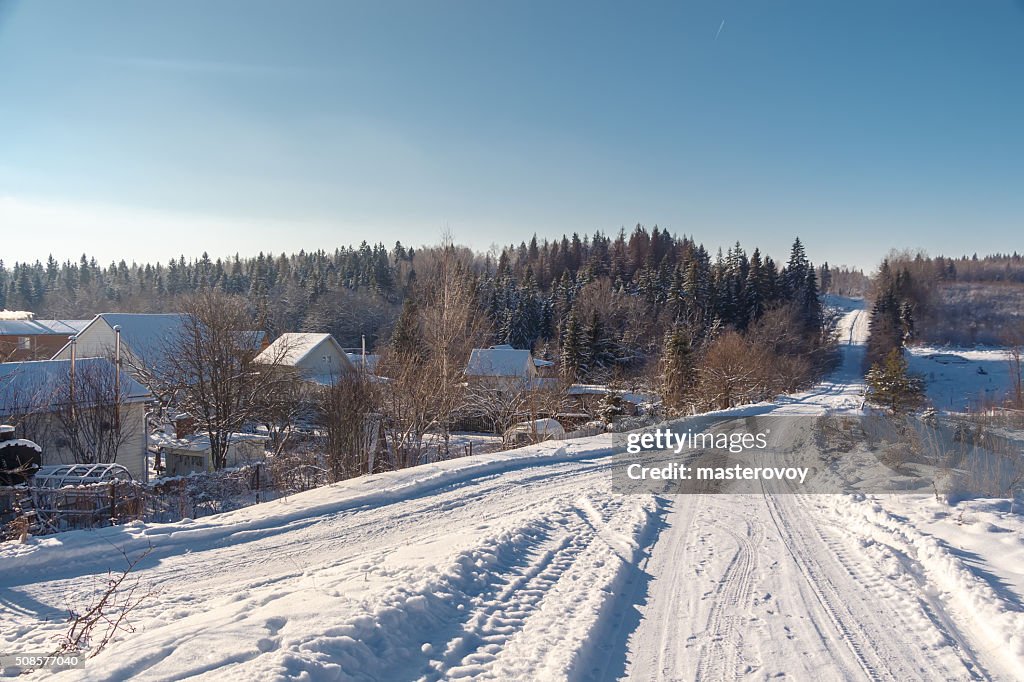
[819,261,832,294]
[745,248,765,322]
[801,268,822,335]
[598,392,626,422]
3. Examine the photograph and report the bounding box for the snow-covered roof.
[150,430,269,453]
[0,358,151,415]
[466,348,537,378]
[0,319,90,336]
[345,353,380,372]
[97,313,188,361]
[255,333,352,368]
[568,384,613,396]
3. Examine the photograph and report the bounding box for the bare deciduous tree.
[56,360,137,465]
[153,291,294,470]
[1003,321,1024,410]
[416,237,491,455]
[464,377,568,448]
[694,331,769,410]
[318,370,381,480]
[377,237,492,465]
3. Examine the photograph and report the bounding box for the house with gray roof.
[0,317,91,362]
[0,357,152,481]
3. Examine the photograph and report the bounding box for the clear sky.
[1,0,1022,271]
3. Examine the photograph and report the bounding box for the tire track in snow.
[760,487,888,681]
[692,516,764,681]
[762,489,984,681]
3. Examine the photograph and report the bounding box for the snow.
[0,319,90,336]
[465,348,536,379]
[0,438,42,452]
[149,431,269,453]
[2,298,1022,681]
[907,345,1014,412]
[256,333,348,368]
[345,353,380,373]
[505,418,566,439]
[0,310,34,320]
[0,357,151,414]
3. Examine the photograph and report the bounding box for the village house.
[465,345,552,389]
[255,332,355,385]
[0,316,91,362]
[150,429,269,477]
[0,357,152,481]
[51,313,189,376]
[51,313,268,386]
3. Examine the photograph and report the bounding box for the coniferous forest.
[1,226,833,408]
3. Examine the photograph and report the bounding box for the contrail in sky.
[715,19,726,40]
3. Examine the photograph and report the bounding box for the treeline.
[868,250,1024,347]
[479,231,829,387]
[0,245,404,347]
[863,249,1024,412]
[2,226,831,407]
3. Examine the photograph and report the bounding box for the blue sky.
[1,0,1022,271]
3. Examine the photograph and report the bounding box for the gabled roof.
[0,357,151,416]
[466,347,536,379]
[0,319,91,336]
[52,313,188,364]
[95,313,189,361]
[255,333,353,369]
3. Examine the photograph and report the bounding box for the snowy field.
[2,300,1023,681]
[907,346,1015,412]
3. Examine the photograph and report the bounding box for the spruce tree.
[560,311,586,381]
[390,297,425,360]
[661,325,696,413]
[865,348,925,412]
[784,237,809,300]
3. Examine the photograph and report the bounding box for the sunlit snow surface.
[2,299,1022,681]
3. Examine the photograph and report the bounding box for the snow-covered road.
[3,300,1023,681]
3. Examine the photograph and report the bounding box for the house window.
[17,337,31,350]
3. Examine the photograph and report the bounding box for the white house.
[465,345,543,388]
[51,313,267,387]
[255,333,355,385]
[51,313,187,375]
[0,358,152,481]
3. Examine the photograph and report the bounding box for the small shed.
[152,431,269,476]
